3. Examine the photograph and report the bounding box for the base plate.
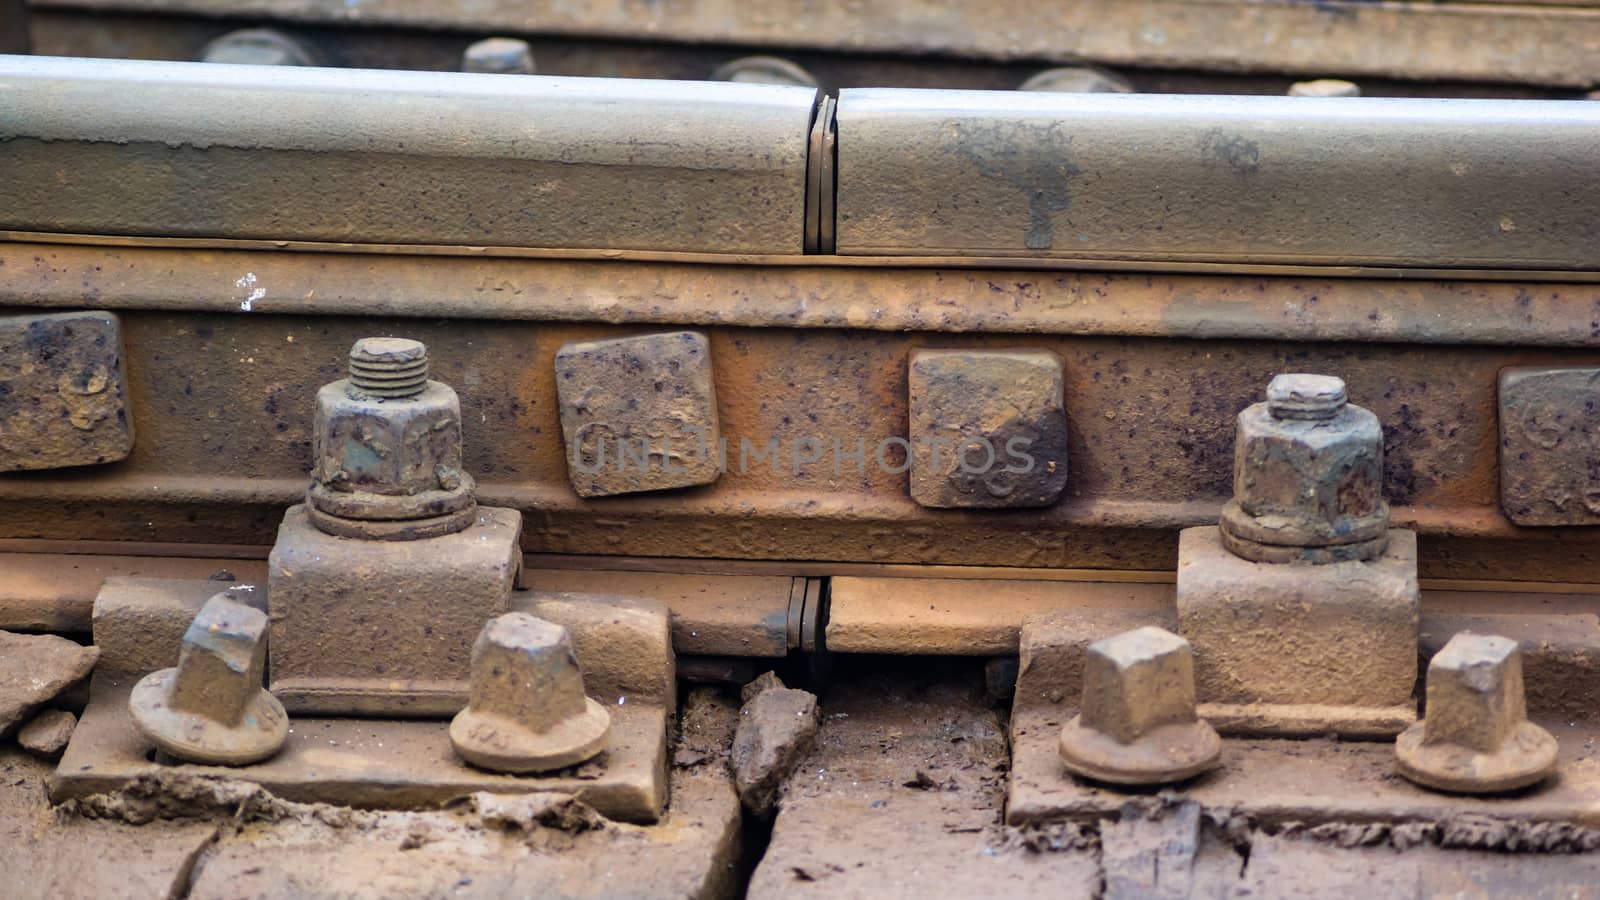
[53,674,668,823]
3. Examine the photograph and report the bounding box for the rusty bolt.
[129,592,288,766]
[1057,626,1222,785]
[1288,79,1361,98]
[462,38,536,75]
[711,55,818,88]
[1019,66,1135,94]
[200,29,319,67]
[1396,633,1558,794]
[1219,374,1389,564]
[306,337,478,540]
[449,613,612,773]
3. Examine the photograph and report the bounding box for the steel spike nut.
[1058,626,1222,785]
[450,613,612,774]
[1396,633,1558,794]
[129,593,288,766]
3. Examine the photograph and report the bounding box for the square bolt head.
[1498,367,1600,525]
[0,311,134,472]
[169,595,270,726]
[468,613,591,731]
[1423,633,1526,753]
[907,349,1069,508]
[1079,626,1198,744]
[555,331,721,498]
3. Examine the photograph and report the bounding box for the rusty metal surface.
[826,574,1600,655]
[92,576,266,677]
[907,349,1069,508]
[0,310,134,472]
[447,612,616,774]
[268,505,522,716]
[0,552,266,632]
[23,0,1600,87]
[10,241,1600,340]
[0,304,1598,579]
[523,568,792,658]
[0,548,804,651]
[1178,526,1420,737]
[554,331,722,498]
[0,55,815,254]
[836,89,1600,269]
[1497,367,1600,526]
[1008,620,1600,828]
[58,675,671,820]
[127,592,288,765]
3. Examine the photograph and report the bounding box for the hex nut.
[1057,626,1222,785]
[1497,367,1600,525]
[1019,66,1135,94]
[555,331,722,498]
[200,28,319,66]
[1288,79,1362,98]
[711,55,817,87]
[1219,374,1389,563]
[463,37,536,75]
[0,311,134,473]
[908,349,1069,509]
[1396,633,1559,794]
[129,592,288,766]
[307,338,477,539]
[450,613,612,774]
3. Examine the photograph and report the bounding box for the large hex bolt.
[1396,633,1558,794]
[450,613,612,773]
[129,592,288,766]
[200,29,319,66]
[462,37,536,75]
[1058,626,1222,785]
[306,338,478,541]
[1219,374,1389,564]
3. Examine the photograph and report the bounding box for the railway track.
[2,49,1599,898]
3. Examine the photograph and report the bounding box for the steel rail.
[6,56,1600,272]
[0,55,816,254]
[836,89,1600,271]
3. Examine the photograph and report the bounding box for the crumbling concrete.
[749,666,1101,898]
[732,672,819,817]
[0,630,98,736]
